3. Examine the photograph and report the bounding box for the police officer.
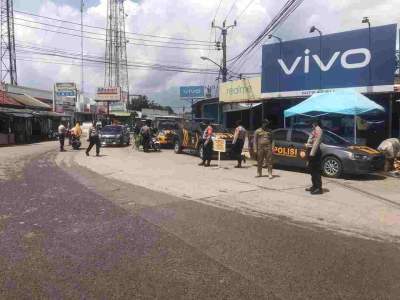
[306,119,323,195]
[86,121,101,157]
[254,119,273,179]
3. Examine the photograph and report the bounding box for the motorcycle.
[71,135,81,150]
[149,136,161,152]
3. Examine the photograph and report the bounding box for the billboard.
[262,24,397,98]
[219,77,261,103]
[180,86,205,98]
[95,86,121,102]
[54,82,77,115]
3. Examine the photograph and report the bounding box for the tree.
[127,95,175,114]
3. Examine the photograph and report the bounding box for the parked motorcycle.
[71,135,81,150]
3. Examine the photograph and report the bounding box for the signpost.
[95,87,122,119]
[213,138,226,168]
[53,83,77,118]
[179,86,205,120]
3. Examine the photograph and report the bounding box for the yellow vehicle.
[154,117,182,147]
[173,120,234,159]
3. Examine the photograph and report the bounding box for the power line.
[14,23,215,51]
[236,0,256,20]
[14,9,214,44]
[224,0,238,21]
[14,16,215,47]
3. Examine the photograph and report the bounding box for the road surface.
[1,142,400,299]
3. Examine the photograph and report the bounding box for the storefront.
[219,77,262,129]
[260,24,399,147]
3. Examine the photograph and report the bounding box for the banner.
[262,24,397,98]
[54,83,76,115]
[219,77,261,102]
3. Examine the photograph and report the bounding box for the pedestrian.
[377,138,400,172]
[86,121,101,157]
[199,122,214,167]
[58,122,66,152]
[232,120,247,168]
[254,119,273,179]
[305,119,323,195]
[140,121,151,152]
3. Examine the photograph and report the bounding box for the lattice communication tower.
[0,0,17,85]
[104,0,129,95]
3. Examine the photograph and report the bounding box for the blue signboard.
[56,91,76,97]
[262,24,397,97]
[180,86,205,98]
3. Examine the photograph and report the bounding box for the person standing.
[305,119,323,195]
[232,120,247,168]
[199,123,214,167]
[140,121,151,152]
[58,122,66,152]
[254,119,273,179]
[86,121,101,157]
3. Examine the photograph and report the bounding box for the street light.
[362,17,372,89]
[200,56,223,70]
[268,34,283,93]
[310,26,323,90]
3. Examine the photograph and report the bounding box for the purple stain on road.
[0,156,162,296]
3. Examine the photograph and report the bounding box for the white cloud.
[14,0,400,107]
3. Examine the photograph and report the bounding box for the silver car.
[99,125,130,146]
[270,128,385,178]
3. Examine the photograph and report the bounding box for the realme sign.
[219,77,261,103]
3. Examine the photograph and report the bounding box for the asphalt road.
[1,149,400,299]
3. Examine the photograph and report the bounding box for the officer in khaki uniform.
[254,119,273,179]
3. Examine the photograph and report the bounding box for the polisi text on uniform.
[277,48,371,75]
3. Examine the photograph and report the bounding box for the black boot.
[311,188,323,195]
[305,186,315,192]
[198,161,205,166]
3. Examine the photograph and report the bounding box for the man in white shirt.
[58,123,66,152]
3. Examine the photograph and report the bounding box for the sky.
[12,0,400,110]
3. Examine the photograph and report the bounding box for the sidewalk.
[59,146,400,242]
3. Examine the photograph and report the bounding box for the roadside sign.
[95,87,121,102]
[54,82,77,115]
[180,86,205,98]
[213,139,226,152]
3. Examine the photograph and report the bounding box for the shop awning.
[284,90,385,118]
[33,111,63,118]
[0,107,34,118]
[7,92,51,110]
[222,102,262,113]
[0,91,24,107]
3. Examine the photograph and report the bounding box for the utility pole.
[80,0,84,93]
[0,0,17,85]
[212,20,236,82]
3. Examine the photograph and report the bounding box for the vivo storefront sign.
[261,24,397,98]
[180,86,204,98]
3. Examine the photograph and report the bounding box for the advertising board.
[180,86,205,98]
[262,24,397,98]
[54,82,77,114]
[95,86,121,102]
[219,77,261,102]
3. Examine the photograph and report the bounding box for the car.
[154,118,181,147]
[99,125,130,146]
[173,120,234,160]
[250,127,385,178]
